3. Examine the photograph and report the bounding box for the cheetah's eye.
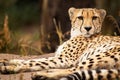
[77,16,83,20]
[92,16,98,20]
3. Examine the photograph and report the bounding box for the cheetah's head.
[68,8,106,38]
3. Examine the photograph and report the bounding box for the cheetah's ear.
[68,7,76,20]
[99,9,106,21]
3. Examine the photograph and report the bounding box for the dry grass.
[0,15,44,55]
[53,18,64,45]
[0,14,11,52]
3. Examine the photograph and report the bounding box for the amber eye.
[92,16,98,20]
[78,16,83,20]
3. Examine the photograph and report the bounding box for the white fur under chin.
[70,28,93,38]
[71,32,92,38]
[70,29,82,38]
[84,34,91,37]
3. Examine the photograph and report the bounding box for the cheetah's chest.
[79,40,120,62]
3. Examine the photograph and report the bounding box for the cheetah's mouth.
[84,32,92,37]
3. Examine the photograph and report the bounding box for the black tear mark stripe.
[80,9,84,33]
[86,10,88,18]
[92,10,96,31]
[92,18,96,33]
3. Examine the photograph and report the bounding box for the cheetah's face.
[68,8,106,38]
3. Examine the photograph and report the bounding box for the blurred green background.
[0,0,40,30]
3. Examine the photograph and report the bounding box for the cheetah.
[0,8,120,80]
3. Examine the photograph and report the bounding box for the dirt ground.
[0,53,55,80]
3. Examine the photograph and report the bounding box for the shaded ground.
[0,53,55,80]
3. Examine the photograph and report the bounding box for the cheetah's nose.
[84,27,92,31]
